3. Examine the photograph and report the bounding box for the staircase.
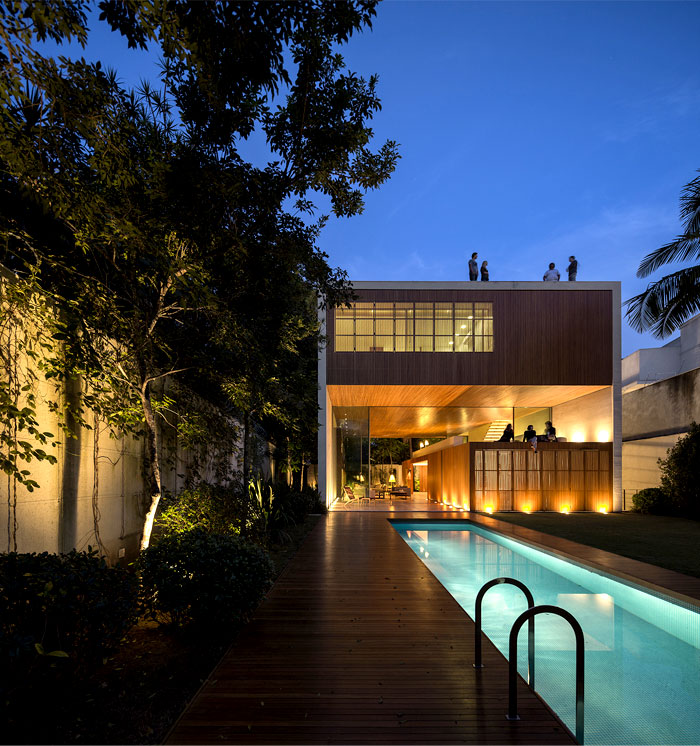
[484,420,512,441]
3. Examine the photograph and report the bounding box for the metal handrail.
[473,577,535,688]
[506,604,585,744]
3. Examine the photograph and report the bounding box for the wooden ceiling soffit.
[327,384,608,408]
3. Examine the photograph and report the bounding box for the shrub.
[273,482,327,524]
[137,529,274,628]
[155,482,247,537]
[659,423,700,518]
[0,549,138,682]
[631,487,673,515]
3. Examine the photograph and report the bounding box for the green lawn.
[482,512,700,579]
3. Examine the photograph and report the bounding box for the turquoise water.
[393,521,700,745]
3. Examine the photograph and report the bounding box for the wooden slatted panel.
[166,512,575,745]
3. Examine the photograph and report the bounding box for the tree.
[0,1,398,549]
[658,422,700,518]
[626,170,700,337]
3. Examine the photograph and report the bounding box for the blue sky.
[52,1,700,356]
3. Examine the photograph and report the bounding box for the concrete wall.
[622,435,681,494]
[622,315,700,392]
[1,303,260,563]
[622,367,700,440]
[620,365,700,497]
[552,387,613,442]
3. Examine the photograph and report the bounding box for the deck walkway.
[167,511,575,745]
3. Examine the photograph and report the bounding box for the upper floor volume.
[324,281,620,388]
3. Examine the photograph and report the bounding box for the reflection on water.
[397,523,700,745]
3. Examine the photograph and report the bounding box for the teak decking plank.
[166,511,575,745]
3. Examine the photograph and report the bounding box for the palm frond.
[636,232,700,278]
[625,265,700,337]
[679,172,700,231]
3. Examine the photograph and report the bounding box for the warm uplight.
[458,507,464,512]
[522,504,532,514]
[561,505,570,514]
[598,506,608,514]
[485,506,493,514]
[572,431,585,443]
[597,430,610,442]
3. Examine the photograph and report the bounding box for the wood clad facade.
[417,441,613,512]
[327,287,613,386]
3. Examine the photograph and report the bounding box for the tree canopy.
[0,0,399,547]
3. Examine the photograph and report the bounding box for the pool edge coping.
[389,512,700,612]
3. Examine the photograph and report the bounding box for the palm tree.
[626,170,700,337]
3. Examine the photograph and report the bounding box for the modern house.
[622,313,700,498]
[318,281,622,511]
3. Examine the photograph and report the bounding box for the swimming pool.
[393,520,700,745]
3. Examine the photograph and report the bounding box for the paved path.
[167,511,575,744]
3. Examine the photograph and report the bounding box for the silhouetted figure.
[498,424,514,442]
[480,261,489,281]
[468,252,478,281]
[523,425,537,451]
[543,263,560,281]
[567,256,578,281]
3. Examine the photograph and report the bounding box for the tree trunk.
[242,410,250,478]
[139,383,163,551]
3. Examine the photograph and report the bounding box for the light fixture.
[598,506,608,514]
[460,324,467,329]
[597,430,610,442]
[561,505,570,514]
[424,552,430,558]
[572,431,585,443]
[389,474,396,483]
[485,506,493,514]
[523,504,532,514]
[448,341,454,345]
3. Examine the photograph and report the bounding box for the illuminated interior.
[335,301,494,352]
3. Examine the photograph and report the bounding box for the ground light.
[522,504,532,513]
[561,505,570,514]
[598,506,608,514]
[485,506,493,514]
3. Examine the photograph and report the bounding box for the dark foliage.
[659,423,700,518]
[631,487,674,515]
[137,529,274,628]
[0,548,138,695]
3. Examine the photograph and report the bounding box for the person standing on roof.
[543,262,560,281]
[468,252,478,281]
[567,256,578,281]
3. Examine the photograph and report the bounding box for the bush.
[137,529,274,628]
[273,482,327,523]
[659,423,700,518]
[155,482,247,537]
[631,487,674,515]
[0,549,138,684]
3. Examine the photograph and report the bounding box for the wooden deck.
[167,511,575,745]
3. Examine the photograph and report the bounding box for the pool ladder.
[473,577,585,744]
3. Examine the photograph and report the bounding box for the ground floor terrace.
[167,510,700,744]
[321,384,621,513]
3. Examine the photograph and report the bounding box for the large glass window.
[334,301,494,352]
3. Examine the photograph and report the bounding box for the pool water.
[393,521,700,745]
